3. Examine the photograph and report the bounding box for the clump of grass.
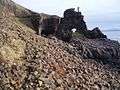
[72,31,85,38]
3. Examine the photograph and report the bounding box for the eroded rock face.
[31,8,106,41]
[63,8,87,32]
[56,8,87,41]
[31,13,60,36]
[32,8,87,41]
[55,8,106,41]
[40,15,60,36]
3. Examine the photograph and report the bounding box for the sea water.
[103,31,120,42]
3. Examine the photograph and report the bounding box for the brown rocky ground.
[0,0,120,90]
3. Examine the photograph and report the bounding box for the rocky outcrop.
[69,37,120,60]
[85,27,107,39]
[63,8,87,32]
[56,8,87,41]
[30,12,60,35]
[40,15,60,36]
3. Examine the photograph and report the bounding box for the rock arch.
[56,8,87,41]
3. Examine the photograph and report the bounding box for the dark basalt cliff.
[33,8,106,41]
[0,0,120,90]
[31,8,119,60]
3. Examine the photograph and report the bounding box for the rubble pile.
[0,0,120,90]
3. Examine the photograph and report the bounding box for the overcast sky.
[13,0,119,15]
[13,0,120,40]
[13,0,120,29]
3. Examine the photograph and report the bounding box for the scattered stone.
[38,81,43,86]
[0,0,120,90]
[34,71,38,75]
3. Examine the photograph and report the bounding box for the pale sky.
[13,0,120,29]
[13,0,120,41]
[13,0,120,16]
